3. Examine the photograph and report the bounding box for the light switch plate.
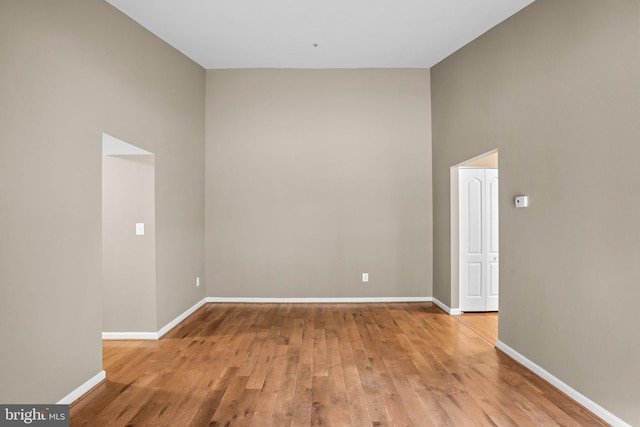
[136,223,145,235]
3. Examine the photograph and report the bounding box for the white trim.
[495,340,631,427]
[206,296,432,304]
[101,297,432,340]
[102,331,158,340]
[102,298,208,340]
[57,370,106,405]
[432,298,461,315]
[101,297,436,340]
[158,297,208,338]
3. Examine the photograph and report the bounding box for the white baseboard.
[495,340,631,427]
[57,370,106,405]
[158,297,208,338]
[432,298,461,315]
[102,297,432,340]
[102,298,208,340]
[102,331,158,340]
[206,296,433,304]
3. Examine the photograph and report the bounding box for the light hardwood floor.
[455,312,498,345]
[71,303,605,426]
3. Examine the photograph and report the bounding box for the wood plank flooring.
[455,312,498,345]
[71,303,606,426]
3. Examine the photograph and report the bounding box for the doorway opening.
[450,149,499,315]
[101,133,157,336]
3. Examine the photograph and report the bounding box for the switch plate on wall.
[362,273,369,282]
[135,223,145,235]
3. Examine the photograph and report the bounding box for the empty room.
[1,0,638,426]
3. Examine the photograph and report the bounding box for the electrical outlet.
[362,273,369,282]
[196,277,200,287]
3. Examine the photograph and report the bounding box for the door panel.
[486,169,499,311]
[459,169,487,312]
[488,172,499,255]
[467,178,483,254]
[487,261,499,311]
[459,167,499,312]
[468,263,483,297]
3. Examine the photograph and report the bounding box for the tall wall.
[431,0,640,424]
[0,0,205,403]
[206,69,432,298]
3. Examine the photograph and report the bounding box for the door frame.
[450,149,498,314]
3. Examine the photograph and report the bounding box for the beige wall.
[5,0,636,421]
[206,69,432,298]
[102,155,157,332]
[0,0,205,403]
[431,0,640,424]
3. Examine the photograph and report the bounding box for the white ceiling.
[105,0,534,69]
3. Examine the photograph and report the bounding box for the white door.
[459,168,499,312]
[485,169,499,311]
